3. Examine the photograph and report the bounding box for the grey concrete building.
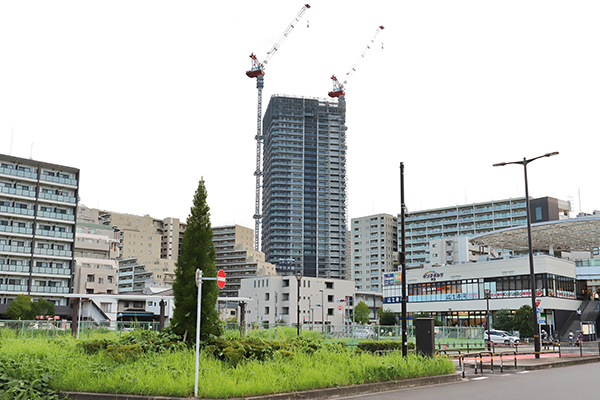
[261,95,347,279]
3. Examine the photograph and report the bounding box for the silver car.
[484,330,520,345]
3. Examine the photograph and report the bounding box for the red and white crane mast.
[247,4,311,251]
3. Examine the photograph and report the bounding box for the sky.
[1,1,599,230]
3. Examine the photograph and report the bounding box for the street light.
[485,288,491,351]
[493,151,558,359]
[296,272,302,336]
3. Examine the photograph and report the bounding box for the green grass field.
[0,332,455,398]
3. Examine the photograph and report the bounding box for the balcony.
[0,205,35,218]
[0,244,31,254]
[0,225,33,235]
[39,174,78,188]
[0,263,30,273]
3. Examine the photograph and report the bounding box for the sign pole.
[194,269,224,398]
[194,269,203,398]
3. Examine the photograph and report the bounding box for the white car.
[484,330,520,345]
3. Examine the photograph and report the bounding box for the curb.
[60,373,462,400]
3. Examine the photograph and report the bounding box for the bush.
[357,340,415,354]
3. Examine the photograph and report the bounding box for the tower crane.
[247,4,311,251]
[328,25,384,100]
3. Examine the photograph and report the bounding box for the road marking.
[471,377,489,381]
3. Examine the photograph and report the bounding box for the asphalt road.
[344,363,600,400]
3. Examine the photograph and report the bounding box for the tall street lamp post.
[493,151,558,359]
[296,272,302,336]
[485,288,491,351]
[399,162,408,358]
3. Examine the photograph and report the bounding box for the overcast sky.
[1,1,598,230]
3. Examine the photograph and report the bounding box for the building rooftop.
[470,216,600,252]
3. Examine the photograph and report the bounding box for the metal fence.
[0,320,160,338]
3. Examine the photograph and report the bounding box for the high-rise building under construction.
[261,95,347,279]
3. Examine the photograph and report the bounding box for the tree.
[378,308,397,326]
[492,309,513,331]
[353,301,371,324]
[512,304,534,338]
[171,179,222,342]
[5,294,55,320]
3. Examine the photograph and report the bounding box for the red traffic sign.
[217,269,226,289]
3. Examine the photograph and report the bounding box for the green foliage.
[171,178,222,342]
[204,337,288,366]
[357,340,415,353]
[79,328,187,356]
[378,308,397,326]
[103,344,143,363]
[0,335,454,398]
[412,312,443,326]
[5,294,56,320]
[0,357,58,399]
[493,309,513,331]
[353,301,371,325]
[512,305,534,337]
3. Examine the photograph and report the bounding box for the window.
[107,276,113,284]
[101,303,112,313]
[265,293,270,301]
[133,301,144,308]
[535,207,542,221]
[87,275,95,283]
[98,278,104,284]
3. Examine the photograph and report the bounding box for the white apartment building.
[404,196,570,267]
[239,275,355,325]
[351,214,398,292]
[0,154,79,318]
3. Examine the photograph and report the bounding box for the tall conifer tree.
[171,178,222,341]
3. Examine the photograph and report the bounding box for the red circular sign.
[217,269,226,289]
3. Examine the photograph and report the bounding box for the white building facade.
[384,254,579,334]
[239,275,355,325]
[350,214,397,292]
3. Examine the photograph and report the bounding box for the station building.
[384,216,600,338]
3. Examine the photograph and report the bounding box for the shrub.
[357,340,415,354]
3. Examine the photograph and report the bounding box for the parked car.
[484,330,520,345]
[354,327,375,339]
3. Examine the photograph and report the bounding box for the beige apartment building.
[213,225,276,298]
[73,214,119,295]
[86,209,186,293]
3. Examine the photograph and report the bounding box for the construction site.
[246,4,384,279]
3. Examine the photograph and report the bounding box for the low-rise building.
[239,275,355,325]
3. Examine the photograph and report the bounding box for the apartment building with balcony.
[0,154,79,317]
[213,225,276,298]
[261,95,347,279]
[73,210,119,295]
[351,214,398,292]
[90,209,185,292]
[404,196,571,267]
